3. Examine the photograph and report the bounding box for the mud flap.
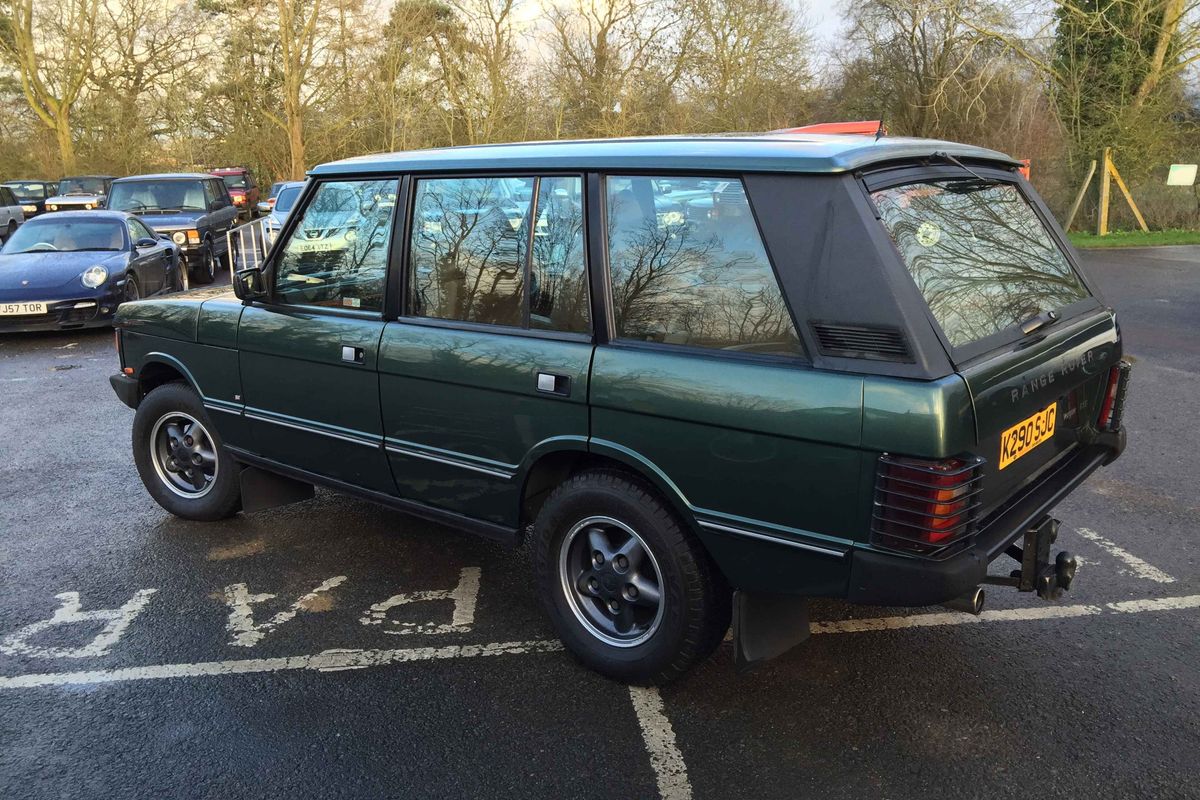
[239,466,314,513]
[733,591,811,672]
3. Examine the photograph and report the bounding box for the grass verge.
[1068,229,1200,248]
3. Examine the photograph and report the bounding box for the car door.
[126,218,169,295]
[238,176,400,493]
[0,187,18,232]
[202,180,236,253]
[378,174,593,528]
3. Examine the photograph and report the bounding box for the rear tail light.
[871,454,984,557]
[1097,360,1131,431]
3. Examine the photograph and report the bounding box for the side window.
[530,177,589,333]
[202,180,218,208]
[409,175,589,333]
[604,175,802,357]
[0,187,13,206]
[274,178,398,312]
[409,176,534,328]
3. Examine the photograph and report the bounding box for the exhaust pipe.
[943,587,985,616]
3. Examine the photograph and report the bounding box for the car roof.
[278,181,305,189]
[211,168,250,174]
[3,179,53,184]
[309,133,1018,177]
[112,173,215,182]
[60,175,115,180]
[27,210,136,222]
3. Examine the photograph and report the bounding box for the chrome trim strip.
[384,444,514,480]
[243,409,380,448]
[697,519,848,558]
[203,402,243,416]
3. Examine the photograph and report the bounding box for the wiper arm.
[932,151,996,185]
[1019,309,1060,335]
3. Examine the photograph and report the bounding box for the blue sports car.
[0,211,182,333]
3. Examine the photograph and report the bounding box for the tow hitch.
[984,516,1077,601]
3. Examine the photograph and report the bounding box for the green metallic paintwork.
[238,305,393,493]
[378,323,592,525]
[312,134,1018,178]
[590,346,865,544]
[121,331,251,448]
[114,286,238,343]
[197,295,244,349]
[861,374,977,458]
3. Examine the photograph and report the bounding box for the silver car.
[45,175,114,213]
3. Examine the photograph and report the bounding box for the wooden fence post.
[1097,147,1112,236]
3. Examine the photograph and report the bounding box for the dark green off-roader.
[110,134,1129,684]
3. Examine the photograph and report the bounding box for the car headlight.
[84,202,96,209]
[21,205,36,214]
[81,265,109,288]
[344,229,357,242]
[659,211,685,226]
[48,204,58,211]
[171,231,187,246]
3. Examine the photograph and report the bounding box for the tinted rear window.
[872,180,1090,348]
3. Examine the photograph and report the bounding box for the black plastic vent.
[811,322,913,362]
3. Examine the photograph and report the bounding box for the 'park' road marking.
[629,687,692,800]
[2,596,1197,691]
[1072,527,1177,583]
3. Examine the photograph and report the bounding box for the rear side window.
[872,180,1091,348]
[604,175,801,356]
[409,176,589,333]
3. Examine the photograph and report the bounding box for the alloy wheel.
[558,515,665,647]
[149,412,218,498]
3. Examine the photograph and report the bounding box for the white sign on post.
[1166,164,1197,186]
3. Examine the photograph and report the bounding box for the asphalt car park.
[0,249,1197,799]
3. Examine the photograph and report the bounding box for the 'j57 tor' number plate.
[999,402,1057,470]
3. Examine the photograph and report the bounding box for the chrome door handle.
[341,345,364,364]
[536,372,570,396]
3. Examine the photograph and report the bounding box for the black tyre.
[132,382,241,521]
[191,245,217,285]
[120,274,140,305]
[532,470,730,684]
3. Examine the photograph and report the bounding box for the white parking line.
[2,595,1198,691]
[0,640,563,690]
[629,686,692,800]
[1073,527,1177,583]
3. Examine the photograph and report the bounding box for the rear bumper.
[846,437,1122,606]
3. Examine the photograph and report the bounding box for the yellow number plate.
[999,403,1057,470]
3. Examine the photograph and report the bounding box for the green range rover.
[110,134,1129,684]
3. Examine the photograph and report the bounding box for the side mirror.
[209,200,225,212]
[233,265,266,302]
[256,201,272,214]
[134,237,157,249]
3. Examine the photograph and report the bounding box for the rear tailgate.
[958,310,1120,519]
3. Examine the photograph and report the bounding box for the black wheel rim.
[206,250,216,278]
[149,412,218,498]
[558,516,664,647]
[124,280,139,303]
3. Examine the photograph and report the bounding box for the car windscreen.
[58,177,107,195]
[220,174,248,189]
[108,181,208,213]
[4,182,48,202]
[871,180,1091,349]
[274,186,302,213]
[1,219,125,254]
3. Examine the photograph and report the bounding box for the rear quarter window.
[604,175,802,357]
[872,180,1090,349]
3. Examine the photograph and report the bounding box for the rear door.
[870,174,1119,515]
[378,174,593,527]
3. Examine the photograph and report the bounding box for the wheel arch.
[137,353,203,402]
[518,439,698,537]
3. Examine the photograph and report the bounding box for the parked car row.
[0,167,272,332]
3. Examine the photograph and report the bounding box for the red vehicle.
[210,167,260,220]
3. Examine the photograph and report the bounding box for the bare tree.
[0,0,102,172]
